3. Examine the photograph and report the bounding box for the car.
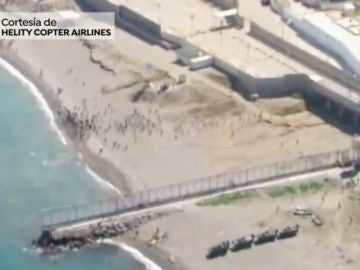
[230,235,254,251]
[254,229,278,245]
[293,206,312,216]
[277,225,300,239]
[312,215,324,226]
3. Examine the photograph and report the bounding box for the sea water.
[0,63,143,269]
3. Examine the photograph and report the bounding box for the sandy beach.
[1,30,352,193]
[2,0,359,269]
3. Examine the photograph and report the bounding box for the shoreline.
[0,44,172,270]
[0,45,132,195]
[108,237,188,270]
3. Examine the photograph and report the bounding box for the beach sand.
[132,176,360,270]
[1,0,357,269]
[1,35,352,193]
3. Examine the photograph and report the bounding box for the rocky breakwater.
[33,210,176,255]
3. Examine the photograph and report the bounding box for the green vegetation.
[268,181,327,198]
[299,183,310,194]
[356,1,360,16]
[197,181,329,206]
[268,185,297,198]
[196,191,254,206]
[299,181,325,194]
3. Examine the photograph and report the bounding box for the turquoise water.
[0,65,137,269]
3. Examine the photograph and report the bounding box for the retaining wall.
[118,6,161,36]
[115,5,176,48]
[161,27,183,46]
[78,0,118,12]
[271,0,360,82]
[249,22,360,93]
[213,57,303,98]
[79,0,174,48]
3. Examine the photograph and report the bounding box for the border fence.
[42,148,359,230]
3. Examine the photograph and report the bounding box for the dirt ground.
[134,174,360,270]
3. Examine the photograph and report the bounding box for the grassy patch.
[299,183,310,194]
[299,181,325,194]
[268,186,297,198]
[196,191,254,206]
[268,181,327,198]
[309,181,325,192]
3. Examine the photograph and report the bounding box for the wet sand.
[0,44,132,193]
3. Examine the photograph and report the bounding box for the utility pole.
[219,19,224,51]
[247,42,250,65]
[157,2,162,25]
[190,13,194,36]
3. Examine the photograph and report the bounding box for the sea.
[0,59,160,270]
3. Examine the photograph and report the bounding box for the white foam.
[84,163,123,196]
[100,239,163,270]
[0,57,67,145]
[0,57,125,198]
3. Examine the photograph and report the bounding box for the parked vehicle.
[206,241,230,259]
[254,229,278,245]
[230,234,255,251]
[277,225,300,239]
[312,215,324,226]
[293,206,312,216]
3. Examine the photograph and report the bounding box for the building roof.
[304,12,360,69]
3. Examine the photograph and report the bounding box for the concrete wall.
[78,0,118,12]
[271,0,360,82]
[208,0,237,9]
[118,6,161,36]
[282,8,360,78]
[226,14,245,29]
[213,57,302,98]
[249,21,360,92]
[303,18,360,78]
[79,0,174,47]
[161,28,183,46]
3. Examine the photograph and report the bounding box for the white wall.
[280,5,360,78]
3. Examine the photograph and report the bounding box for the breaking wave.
[100,239,163,270]
[0,57,67,145]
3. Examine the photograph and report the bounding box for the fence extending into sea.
[41,148,359,229]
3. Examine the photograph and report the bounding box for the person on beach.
[161,231,169,242]
[134,229,139,239]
